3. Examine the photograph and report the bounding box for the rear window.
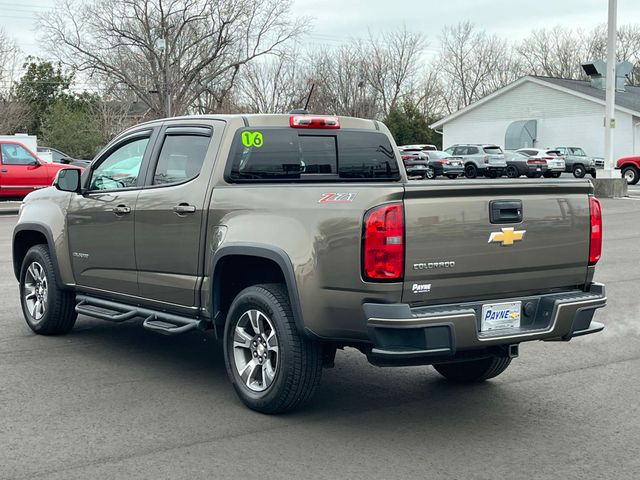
[483,146,503,154]
[227,128,400,181]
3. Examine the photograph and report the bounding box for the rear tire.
[464,164,478,179]
[19,245,77,335]
[572,164,586,178]
[622,166,639,185]
[223,283,323,414]
[433,356,511,383]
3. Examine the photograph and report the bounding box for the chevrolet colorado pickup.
[13,114,607,413]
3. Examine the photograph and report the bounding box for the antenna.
[303,83,315,111]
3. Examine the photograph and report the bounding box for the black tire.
[19,244,77,335]
[425,166,436,179]
[464,164,478,179]
[446,174,458,179]
[433,356,511,383]
[223,283,323,414]
[506,166,519,178]
[572,164,586,178]
[622,166,639,185]
[590,170,597,179]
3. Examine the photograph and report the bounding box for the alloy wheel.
[232,309,279,392]
[24,262,47,321]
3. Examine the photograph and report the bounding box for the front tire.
[506,166,519,178]
[425,166,436,179]
[433,356,511,383]
[19,245,77,335]
[223,284,323,414]
[622,166,639,185]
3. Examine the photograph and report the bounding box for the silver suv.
[444,144,507,178]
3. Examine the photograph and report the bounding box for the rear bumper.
[364,283,606,366]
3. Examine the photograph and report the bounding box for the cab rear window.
[227,128,400,182]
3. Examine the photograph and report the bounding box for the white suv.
[444,144,507,178]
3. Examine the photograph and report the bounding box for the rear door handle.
[113,205,131,215]
[0,169,7,173]
[173,203,196,214]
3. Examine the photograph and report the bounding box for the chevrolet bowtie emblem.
[488,227,526,246]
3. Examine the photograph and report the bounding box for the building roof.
[431,75,640,129]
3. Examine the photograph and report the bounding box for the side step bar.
[75,295,205,336]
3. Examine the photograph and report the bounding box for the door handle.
[113,205,131,215]
[173,203,196,214]
[0,169,7,173]
[489,200,523,224]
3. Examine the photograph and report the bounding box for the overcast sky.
[2,0,640,58]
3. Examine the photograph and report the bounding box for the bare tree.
[362,27,426,116]
[0,28,30,134]
[438,22,516,113]
[235,50,308,113]
[38,0,309,117]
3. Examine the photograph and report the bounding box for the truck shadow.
[68,316,541,431]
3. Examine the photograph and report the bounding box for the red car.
[0,141,83,198]
[617,155,640,185]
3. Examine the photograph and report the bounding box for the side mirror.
[53,168,82,193]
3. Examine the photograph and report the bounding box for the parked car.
[554,147,600,178]
[0,141,83,198]
[516,148,565,178]
[37,146,92,168]
[399,149,430,179]
[423,150,465,179]
[504,151,548,178]
[444,144,506,178]
[13,113,606,414]
[616,155,640,185]
[401,143,437,151]
[400,148,464,179]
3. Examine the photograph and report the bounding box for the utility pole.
[603,0,617,179]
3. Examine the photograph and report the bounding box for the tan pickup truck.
[13,113,606,413]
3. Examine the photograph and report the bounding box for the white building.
[431,74,640,160]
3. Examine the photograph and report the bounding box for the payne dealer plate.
[480,301,522,332]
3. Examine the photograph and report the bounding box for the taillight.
[483,155,490,164]
[527,159,546,165]
[589,197,602,265]
[401,155,413,160]
[290,115,340,129]
[362,203,404,281]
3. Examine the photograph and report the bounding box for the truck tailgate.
[402,181,592,304]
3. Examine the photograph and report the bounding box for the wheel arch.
[13,224,63,285]
[210,244,307,337]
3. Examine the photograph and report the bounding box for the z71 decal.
[318,193,358,203]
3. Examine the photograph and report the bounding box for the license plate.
[481,301,521,331]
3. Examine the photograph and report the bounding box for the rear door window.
[467,147,479,155]
[153,133,211,185]
[228,128,399,181]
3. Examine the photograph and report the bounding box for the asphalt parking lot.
[1,192,639,480]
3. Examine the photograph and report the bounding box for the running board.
[75,295,204,336]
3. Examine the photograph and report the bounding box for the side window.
[89,137,149,190]
[1,144,37,165]
[467,147,479,155]
[153,134,211,185]
[453,147,467,155]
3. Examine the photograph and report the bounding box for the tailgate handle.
[489,200,522,224]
